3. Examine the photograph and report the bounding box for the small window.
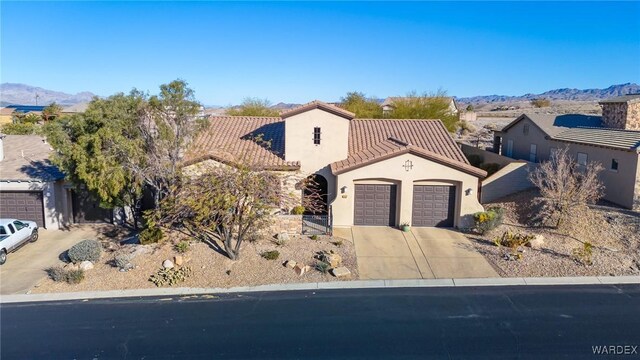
[13,221,26,230]
[577,152,588,167]
[313,127,321,145]
[523,124,530,135]
[506,139,514,157]
[0,226,6,235]
[7,224,15,234]
[611,159,619,171]
[529,144,537,162]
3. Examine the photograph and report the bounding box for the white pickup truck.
[0,219,39,265]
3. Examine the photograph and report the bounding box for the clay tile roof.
[330,119,486,177]
[280,100,355,120]
[183,116,300,170]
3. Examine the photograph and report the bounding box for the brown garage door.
[412,185,455,227]
[354,184,396,226]
[0,191,45,227]
[71,190,113,224]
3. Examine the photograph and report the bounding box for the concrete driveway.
[0,226,101,295]
[344,227,498,280]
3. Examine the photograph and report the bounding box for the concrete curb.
[1,276,638,304]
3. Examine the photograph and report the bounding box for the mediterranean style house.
[494,94,640,210]
[184,100,487,230]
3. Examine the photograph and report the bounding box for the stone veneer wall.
[602,102,640,130]
[634,176,640,211]
[268,215,303,235]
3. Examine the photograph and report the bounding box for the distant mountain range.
[456,83,640,104]
[3,82,639,109]
[0,83,96,107]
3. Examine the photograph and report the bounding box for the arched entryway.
[303,174,328,215]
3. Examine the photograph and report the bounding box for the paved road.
[2,285,639,359]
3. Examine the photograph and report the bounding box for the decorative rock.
[294,263,307,276]
[277,232,290,242]
[285,260,297,268]
[527,235,545,249]
[163,259,175,269]
[331,266,351,278]
[326,253,342,268]
[79,261,94,271]
[174,255,184,266]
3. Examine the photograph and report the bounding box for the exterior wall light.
[465,188,473,196]
[403,159,413,172]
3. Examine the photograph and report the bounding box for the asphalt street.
[1,284,639,359]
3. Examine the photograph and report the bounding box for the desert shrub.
[149,266,192,287]
[530,98,551,108]
[572,242,593,266]
[66,269,85,284]
[174,241,190,253]
[291,206,305,215]
[314,261,331,274]
[466,154,484,167]
[480,163,501,176]
[494,231,534,256]
[68,239,102,263]
[310,234,318,241]
[46,266,67,282]
[473,207,504,234]
[260,250,280,260]
[139,226,164,245]
[113,252,132,270]
[46,266,86,284]
[332,240,343,247]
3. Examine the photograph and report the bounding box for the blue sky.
[1,1,639,105]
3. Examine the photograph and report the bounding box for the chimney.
[599,95,640,130]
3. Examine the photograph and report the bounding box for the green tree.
[1,122,38,135]
[226,97,279,117]
[340,92,382,118]
[388,91,460,132]
[42,102,63,122]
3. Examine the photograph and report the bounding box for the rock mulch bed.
[467,189,640,278]
[32,233,358,293]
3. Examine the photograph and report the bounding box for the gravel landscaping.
[32,233,358,293]
[467,189,640,278]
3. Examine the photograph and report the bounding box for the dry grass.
[32,232,358,293]
[467,189,640,277]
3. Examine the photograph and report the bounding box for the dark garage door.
[72,190,113,224]
[412,185,455,227]
[0,191,45,227]
[354,184,396,226]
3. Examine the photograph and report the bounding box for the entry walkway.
[340,226,498,280]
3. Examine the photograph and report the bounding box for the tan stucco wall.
[284,108,350,174]
[331,153,484,228]
[500,117,552,162]
[634,156,640,210]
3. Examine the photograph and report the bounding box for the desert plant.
[174,240,190,253]
[113,252,132,270]
[572,242,594,266]
[310,234,319,241]
[260,250,280,260]
[332,240,343,247]
[530,98,551,108]
[291,206,305,215]
[494,231,534,257]
[139,226,164,245]
[314,261,331,274]
[65,269,85,284]
[68,239,102,263]
[46,266,67,282]
[149,266,192,287]
[529,146,604,229]
[473,207,504,234]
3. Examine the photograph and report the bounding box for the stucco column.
[42,182,58,229]
[399,179,413,226]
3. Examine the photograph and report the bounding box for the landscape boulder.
[331,267,351,278]
[284,260,297,269]
[277,232,290,242]
[174,255,184,266]
[326,253,342,268]
[163,259,175,269]
[527,235,545,249]
[79,261,94,271]
[294,263,310,276]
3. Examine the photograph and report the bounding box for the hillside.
[0,83,97,106]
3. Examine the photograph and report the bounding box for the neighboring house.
[0,108,14,125]
[184,100,486,229]
[0,105,47,125]
[0,135,112,229]
[494,94,640,210]
[381,97,459,117]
